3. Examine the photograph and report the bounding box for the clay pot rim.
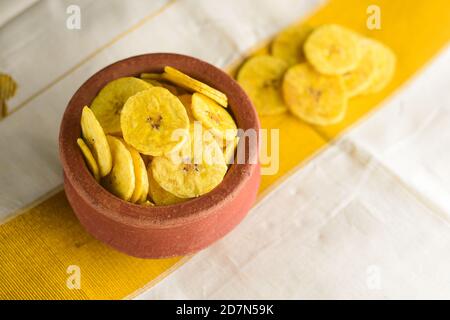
[59,53,259,229]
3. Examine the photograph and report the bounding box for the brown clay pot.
[59,53,260,258]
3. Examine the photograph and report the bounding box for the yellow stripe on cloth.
[1,0,450,299]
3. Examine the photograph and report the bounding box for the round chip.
[0,73,17,101]
[304,24,362,75]
[77,138,100,181]
[191,93,237,140]
[90,77,152,134]
[282,63,347,126]
[362,39,396,94]
[80,106,112,177]
[102,135,135,201]
[223,136,239,165]
[163,66,228,108]
[237,55,289,116]
[177,94,196,122]
[147,165,185,206]
[341,39,379,97]
[272,24,313,66]
[151,129,228,198]
[121,87,190,156]
[124,142,149,203]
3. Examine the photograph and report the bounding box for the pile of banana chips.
[237,24,396,125]
[77,67,239,206]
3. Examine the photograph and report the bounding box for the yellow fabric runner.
[1,0,449,299]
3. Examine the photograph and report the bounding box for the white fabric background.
[1,0,449,299]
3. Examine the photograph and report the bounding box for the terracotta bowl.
[59,53,260,258]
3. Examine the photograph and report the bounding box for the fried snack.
[191,93,237,140]
[102,135,135,201]
[121,87,189,156]
[140,73,163,80]
[237,55,289,116]
[142,200,155,206]
[362,39,396,94]
[147,165,185,206]
[80,106,112,177]
[304,24,362,75]
[341,38,378,97]
[0,73,17,100]
[163,66,228,107]
[177,94,196,122]
[0,73,17,118]
[124,142,149,203]
[224,136,239,165]
[76,138,100,181]
[151,129,227,198]
[271,24,313,66]
[282,63,347,126]
[90,77,152,134]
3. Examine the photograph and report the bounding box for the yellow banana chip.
[151,129,227,198]
[76,138,100,181]
[142,200,155,206]
[341,39,379,97]
[143,78,181,95]
[362,39,396,94]
[147,165,185,206]
[177,94,196,122]
[140,73,163,80]
[102,135,135,201]
[90,77,152,134]
[121,87,189,156]
[282,63,347,126]
[237,55,289,116]
[224,136,239,165]
[0,73,17,100]
[80,106,112,177]
[191,93,237,140]
[163,66,228,108]
[124,142,149,203]
[272,24,313,66]
[304,24,362,75]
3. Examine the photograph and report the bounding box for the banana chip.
[191,93,237,140]
[124,142,149,203]
[90,77,152,134]
[224,136,239,165]
[151,129,227,198]
[0,73,17,100]
[282,63,347,126]
[177,94,196,122]
[80,106,112,177]
[140,73,163,80]
[102,135,135,201]
[77,138,100,181]
[341,39,379,97]
[237,55,289,116]
[147,165,185,206]
[304,24,362,75]
[362,39,396,94]
[163,66,228,108]
[272,24,313,66]
[142,200,155,206]
[121,87,189,156]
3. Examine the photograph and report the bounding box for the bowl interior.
[59,53,259,227]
